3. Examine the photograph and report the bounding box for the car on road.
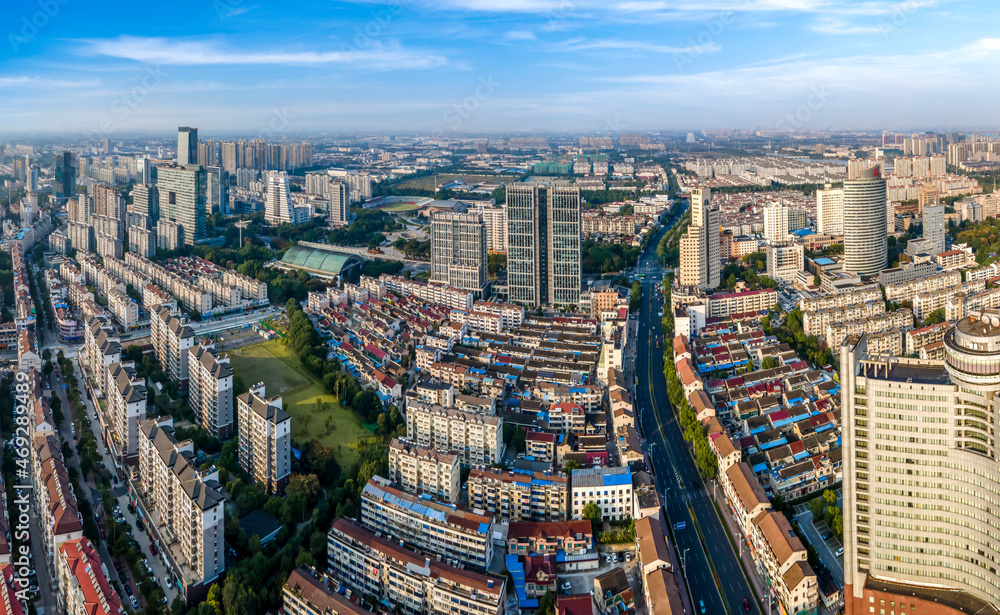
[743,598,752,612]
[150,543,158,556]
[560,581,572,592]
[821,532,832,541]
[130,595,138,609]
[124,584,132,596]
[691,480,700,489]
[699,599,706,614]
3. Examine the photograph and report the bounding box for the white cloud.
[811,18,883,34]
[0,76,99,88]
[504,29,537,40]
[78,36,448,70]
[551,37,721,54]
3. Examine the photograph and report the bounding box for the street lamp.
[682,547,690,598]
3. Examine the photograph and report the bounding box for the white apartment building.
[825,309,913,347]
[473,300,524,327]
[469,203,507,252]
[107,288,139,329]
[883,269,962,304]
[841,322,1000,611]
[913,279,984,322]
[360,476,494,570]
[877,261,938,286]
[83,315,121,394]
[222,269,268,302]
[327,518,505,615]
[188,346,235,439]
[136,418,225,592]
[802,301,885,337]
[264,172,309,225]
[129,225,156,258]
[749,511,819,615]
[105,361,147,462]
[405,401,503,465]
[816,184,844,236]
[800,286,882,313]
[236,384,292,495]
[468,465,569,522]
[387,437,460,503]
[570,466,634,521]
[151,307,195,386]
[763,203,790,243]
[430,211,488,296]
[766,242,804,284]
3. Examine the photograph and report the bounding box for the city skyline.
[4,1,1000,134]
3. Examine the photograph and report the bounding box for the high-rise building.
[679,188,720,289]
[205,166,230,215]
[506,182,581,306]
[430,211,488,296]
[151,307,195,386]
[55,151,75,199]
[264,172,309,226]
[763,202,790,243]
[136,157,152,184]
[188,345,235,439]
[841,320,1000,614]
[469,203,507,252]
[922,204,946,256]
[327,180,349,226]
[101,138,110,154]
[236,384,291,495]
[105,361,147,462]
[843,167,888,276]
[177,126,198,166]
[156,164,206,245]
[92,184,126,238]
[816,184,845,236]
[132,184,159,222]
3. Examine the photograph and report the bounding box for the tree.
[923,308,946,327]
[188,309,202,322]
[629,281,641,312]
[761,356,781,370]
[563,459,581,474]
[537,589,556,615]
[582,501,603,533]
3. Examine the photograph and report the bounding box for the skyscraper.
[156,164,206,246]
[678,188,720,289]
[177,126,198,166]
[843,167,888,276]
[205,166,230,215]
[816,184,844,236]
[328,180,349,227]
[918,178,940,215]
[264,172,308,225]
[922,204,946,255]
[841,319,1000,614]
[136,157,152,184]
[506,182,581,307]
[55,151,75,199]
[430,212,488,297]
[132,184,159,223]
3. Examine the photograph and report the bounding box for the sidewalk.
[711,480,769,602]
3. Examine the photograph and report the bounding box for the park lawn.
[228,340,372,469]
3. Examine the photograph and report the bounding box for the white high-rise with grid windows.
[843,167,888,276]
[841,315,1000,615]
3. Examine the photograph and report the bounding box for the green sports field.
[228,339,373,469]
[381,201,423,212]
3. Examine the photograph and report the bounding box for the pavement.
[634,205,765,615]
[65,350,180,607]
[794,510,844,587]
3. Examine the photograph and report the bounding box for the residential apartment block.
[136,418,225,597]
[387,437,460,503]
[151,307,195,386]
[327,518,505,615]
[468,466,569,522]
[283,568,369,615]
[360,476,494,570]
[105,361,147,463]
[188,345,235,439]
[570,466,634,521]
[405,401,503,465]
[57,538,124,615]
[236,384,292,494]
[83,315,121,393]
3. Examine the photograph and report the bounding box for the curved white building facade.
[843,167,888,276]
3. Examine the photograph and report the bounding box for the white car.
[130,595,138,608]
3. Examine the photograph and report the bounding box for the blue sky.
[1,0,998,135]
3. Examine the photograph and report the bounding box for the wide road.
[634,207,762,615]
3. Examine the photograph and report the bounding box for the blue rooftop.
[790,228,815,236]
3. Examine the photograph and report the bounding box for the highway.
[634,206,763,615]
